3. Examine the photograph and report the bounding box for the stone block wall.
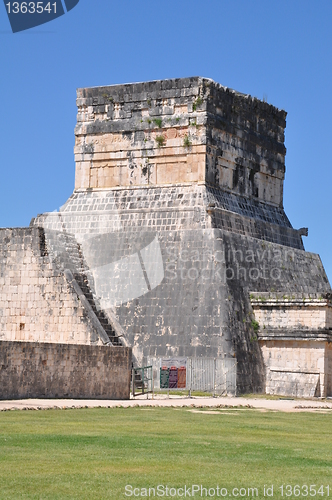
[0,227,106,345]
[251,293,332,397]
[75,77,286,207]
[222,234,329,294]
[34,184,303,250]
[206,81,286,206]
[32,200,330,393]
[209,207,303,249]
[259,340,329,397]
[0,342,131,399]
[325,343,332,397]
[251,293,332,331]
[75,78,207,190]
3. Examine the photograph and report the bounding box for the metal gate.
[147,357,236,396]
[132,365,153,398]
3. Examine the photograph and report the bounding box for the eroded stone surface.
[74,77,286,207]
[0,342,131,400]
[251,293,332,397]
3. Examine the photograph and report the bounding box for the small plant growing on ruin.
[153,118,162,128]
[102,93,113,102]
[251,319,260,334]
[193,96,203,111]
[155,135,165,148]
[183,135,192,149]
[147,99,151,107]
[146,119,152,124]
[176,117,180,123]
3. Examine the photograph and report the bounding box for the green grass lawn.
[0,406,331,499]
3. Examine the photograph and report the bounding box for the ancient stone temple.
[1,77,331,397]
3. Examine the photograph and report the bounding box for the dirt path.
[0,395,331,412]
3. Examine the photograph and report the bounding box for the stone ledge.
[258,329,332,341]
[77,77,285,117]
[250,292,332,307]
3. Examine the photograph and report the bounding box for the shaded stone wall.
[221,233,329,295]
[0,342,131,399]
[206,81,286,206]
[326,343,332,397]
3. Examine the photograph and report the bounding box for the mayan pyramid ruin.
[1,77,331,398]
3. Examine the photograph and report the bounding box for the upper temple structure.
[1,77,331,398]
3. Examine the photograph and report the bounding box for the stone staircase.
[42,228,123,347]
[73,270,122,346]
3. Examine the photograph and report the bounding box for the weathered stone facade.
[74,77,285,208]
[0,342,131,399]
[1,77,330,397]
[251,293,332,397]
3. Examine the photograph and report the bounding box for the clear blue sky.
[1,1,331,279]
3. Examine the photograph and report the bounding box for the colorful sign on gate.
[160,358,186,389]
